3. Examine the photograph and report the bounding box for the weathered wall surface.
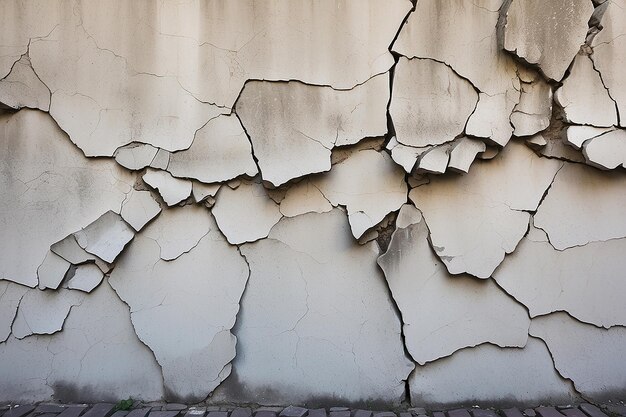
[1,0,625,408]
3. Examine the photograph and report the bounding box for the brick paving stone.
[127,409,152,417]
[148,412,180,417]
[83,404,115,417]
[110,412,129,417]
[354,411,372,417]
[399,413,412,417]
[5,406,36,417]
[35,405,67,414]
[433,412,446,417]
[408,410,426,416]
[449,410,470,417]
[255,412,277,417]
[257,410,283,414]
[207,412,228,417]
[330,410,348,413]
[329,412,350,417]
[572,406,606,417]
[280,408,308,417]
[182,410,205,417]
[56,406,87,417]
[536,407,565,417]
[560,409,587,417]
[603,406,626,417]
[37,413,62,417]
[524,410,536,417]
[503,409,525,417]
[307,409,326,417]
[231,409,252,417]
[373,413,396,417]
[472,410,498,417]
[164,407,186,413]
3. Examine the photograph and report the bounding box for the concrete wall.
[1,0,625,408]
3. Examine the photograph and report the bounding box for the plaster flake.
[120,189,162,232]
[150,149,172,170]
[312,150,407,239]
[390,58,478,148]
[555,54,618,127]
[0,110,133,287]
[280,179,333,218]
[168,115,257,183]
[511,74,553,137]
[142,205,215,262]
[448,137,487,174]
[592,0,626,127]
[0,55,50,111]
[466,91,519,147]
[495,236,626,328]
[564,125,614,149]
[192,182,221,203]
[417,145,451,174]
[409,339,576,408]
[37,251,71,291]
[12,288,84,339]
[410,141,562,278]
[0,282,164,403]
[582,129,626,169]
[79,0,411,108]
[214,210,413,405]
[386,137,423,174]
[28,14,225,157]
[114,143,160,171]
[502,0,594,81]
[534,162,626,249]
[395,204,423,229]
[237,74,389,186]
[526,134,548,149]
[73,211,135,264]
[50,235,111,273]
[530,312,626,401]
[0,282,29,342]
[109,214,249,402]
[378,219,529,365]
[66,263,104,293]
[212,180,283,245]
[143,169,192,207]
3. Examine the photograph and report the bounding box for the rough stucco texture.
[0,0,625,408]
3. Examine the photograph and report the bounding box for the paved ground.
[2,402,626,417]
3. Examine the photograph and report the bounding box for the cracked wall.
[1,0,625,408]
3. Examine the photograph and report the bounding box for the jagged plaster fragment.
[150,149,171,170]
[555,54,618,127]
[236,74,389,186]
[73,211,135,263]
[478,146,500,160]
[167,115,257,183]
[526,134,548,149]
[502,0,594,81]
[0,282,28,342]
[66,263,104,293]
[495,236,626,328]
[212,180,283,244]
[396,204,422,229]
[114,143,159,171]
[120,189,162,232]
[142,205,214,261]
[538,132,586,162]
[143,169,192,206]
[393,0,521,146]
[466,91,518,146]
[50,235,111,273]
[0,55,50,111]
[0,282,164,403]
[37,251,71,290]
[213,210,414,405]
[109,214,249,402]
[78,0,411,107]
[312,150,407,239]
[408,174,430,188]
[591,0,626,127]
[192,182,221,203]
[409,339,576,407]
[386,137,423,173]
[12,289,84,339]
[0,110,133,287]
[390,58,477,148]
[583,129,626,169]
[530,312,626,401]
[511,74,553,137]
[417,145,450,174]
[448,137,487,173]
[279,179,332,218]
[527,218,550,242]
[378,219,529,365]
[564,125,614,149]
[410,142,562,278]
[534,161,626,249]
[28,13,226,157]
